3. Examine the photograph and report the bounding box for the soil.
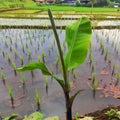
[77,105,120,120]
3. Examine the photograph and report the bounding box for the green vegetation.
[0,0,37,9]
[38,5,117,12]
[17,9,92,120]
[105,109,120,120]
[0,0,118,12]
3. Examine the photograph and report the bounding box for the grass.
[0,0,119,17]
[0,0,119,13]
[37,5,118,12]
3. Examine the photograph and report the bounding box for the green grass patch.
[38,5,118,12]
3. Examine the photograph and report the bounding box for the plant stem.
[48,9,72,120]
[48,9,68,89]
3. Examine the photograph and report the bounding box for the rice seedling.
[21,43,25,54]
[42,50,46,63]
[20,74,26,95]
[6,53,11,63]
[27,49,31,60]
[35,89,41,111]
[14,40,17,49]
[7,85,14,109]
[31,70,35,80]
[92,71,98,98]
[13,48,17,59]
[19,55,23,65]
[115,73,120,86]
[0,71,6,86]
[11,62,17,76]
[112,64,116,76]
[104,48,109,61]
[45,76,48,95]
[37,55,41,63]
[1,48,5,57]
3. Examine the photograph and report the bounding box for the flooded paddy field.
[0,28,120,118]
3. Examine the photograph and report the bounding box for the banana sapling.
[17,9,92,120]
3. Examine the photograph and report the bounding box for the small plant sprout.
[75,112,79,120]
[31,70,35,80]
[35,89,41,111]
[37,55,41,63]
[45,76,48,95]
[112,64,116,76]
[115,73,120,86]
[91,61,95,73]
[92,79,98,98]
[19,55,23,65]
[4,38,8,48]
[100,39,105,55]
[100,39,104,49]
[92,71,98,98]
[14,39,17,48]
[92,71,96,84]
[21,43,25,53]
[2,48,5,57]
[11,62,17,76]
[48,45,51,56]
[0,71,6,85]
[108,56,112,68]
[7,85,14,109]
[27,49,31,60]
[42,50,46,63]
[13,48,17,58]
[20,74,26,95]
[104,48,109,61]
[6,53,11,63]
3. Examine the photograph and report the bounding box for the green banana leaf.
[17,62,64,86]
[17,62,51,75]
[64,17,92,70]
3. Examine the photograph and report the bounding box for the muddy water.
[0,29,120,118]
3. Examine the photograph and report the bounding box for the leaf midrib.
[67,18,82,70]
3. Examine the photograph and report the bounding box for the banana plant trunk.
[65,91,72,120]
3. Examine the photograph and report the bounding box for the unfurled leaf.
[70,90,84,107]
[17,62,51,75]
[65,17,92,70]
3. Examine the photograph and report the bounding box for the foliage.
[45,116,59,120]
[3,114,18,120]
[17,9,92,120]
[65,17,91,70]
[105,109,120,119]
[7,86,13,97]
[23,112,43,120]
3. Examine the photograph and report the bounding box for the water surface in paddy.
[0,29,120,118]
[0,18,120,27]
